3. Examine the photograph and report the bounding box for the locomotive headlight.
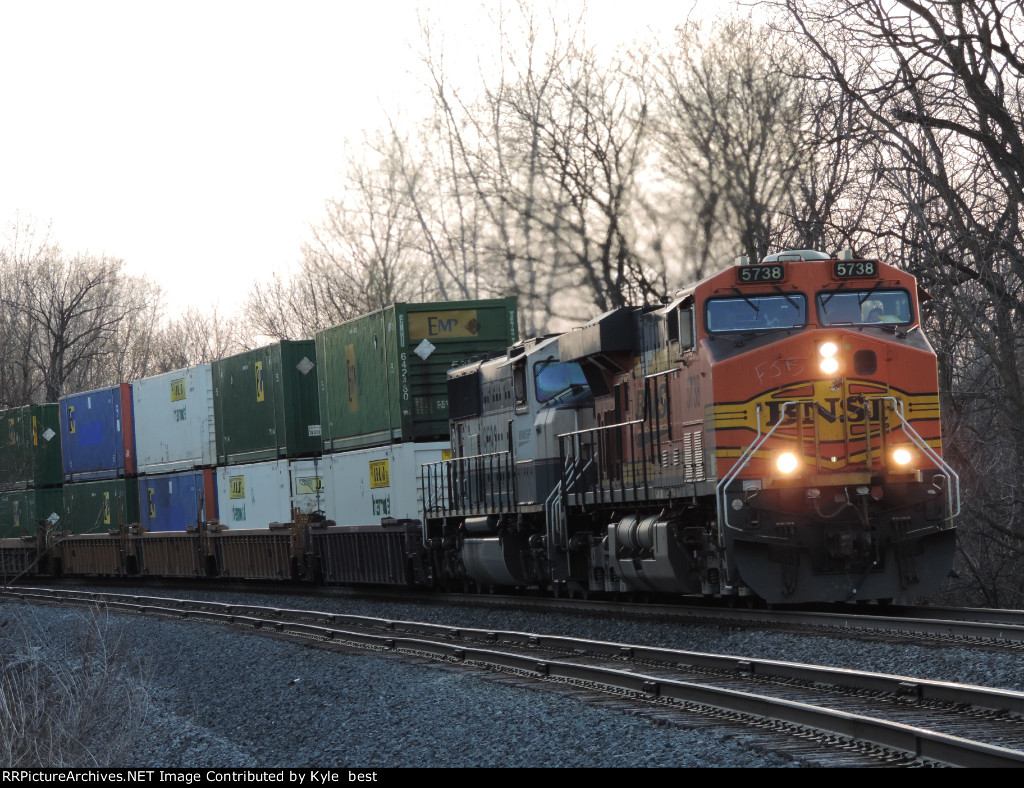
[776,452,800,475]
[818,342,840,374]
[892,448,913,466]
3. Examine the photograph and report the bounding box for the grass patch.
[0,605,151,766]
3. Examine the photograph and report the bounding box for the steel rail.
[10,583,1024,646]
[5,587,1024,767]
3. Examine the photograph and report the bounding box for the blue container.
[60,384,137,482]
[137,468,217,532]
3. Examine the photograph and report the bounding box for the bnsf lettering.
[766,397,886,424]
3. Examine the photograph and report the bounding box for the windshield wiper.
[772,285,802,313]
[857,282,882,305]
[819,284,846,309]
[730,288,760,313]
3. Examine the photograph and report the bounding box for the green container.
[315,298,518,451]
[212,340,321,465]
[0,487,65,538]
[0,404,63,488]
[62,479,140,535]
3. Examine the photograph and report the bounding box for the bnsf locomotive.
[0,251,958,606]
[422,250,959,604]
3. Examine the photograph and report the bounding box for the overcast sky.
[0,0,723,318]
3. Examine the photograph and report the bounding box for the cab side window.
[678,306,695,351]
[513,359,527,409]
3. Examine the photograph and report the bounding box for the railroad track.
[30,577,1024,649]
[4,586,1024,768]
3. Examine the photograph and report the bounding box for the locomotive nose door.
[840,336,890,471]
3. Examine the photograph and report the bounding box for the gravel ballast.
[3,589,1021,768]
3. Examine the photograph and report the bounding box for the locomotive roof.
[668,249,927,302]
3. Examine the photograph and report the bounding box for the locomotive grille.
[684,431,704,482]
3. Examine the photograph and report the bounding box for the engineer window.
[705,294,806,333]
[534,360,589,404]
[816,289,912,326]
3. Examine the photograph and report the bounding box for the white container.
[320,441,448,527]
[216,458,326,529]
[133,364,216,474]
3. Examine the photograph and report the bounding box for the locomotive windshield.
[534,359,589,403]
[816,289,913,325]
[705,294,807,333]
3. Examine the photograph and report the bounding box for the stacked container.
[0,486,64,539]
[0,404,63,489]
[62,478,140,535]
[132,364,218,532]
[215,457,325,530]
[212,340,321,466]
[133,364,217,474]
[138,468,217,533]
[318,442,449,527]
[315,299,518,452]
[59,384,136,482]
[0,403,64,538]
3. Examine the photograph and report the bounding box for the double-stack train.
[0,250,958,605]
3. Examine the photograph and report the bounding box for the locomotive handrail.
[559,419,647,503]
[716,401,801,535]
[716,396,961,538]
[420,449,516,520]
[557,419,644,439]
[881,397,961,520]
[545,452,594,583]
[426,448,514,464]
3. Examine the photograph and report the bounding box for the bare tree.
[413,1,658,330]
[649,15,808,269]
[411,0,577,332]
[0,220,53,406]
[0,221,162,402]
[308,128,441,311]
[772,0,1024,606]
[149,305,246,372]
[0,264,38,407]
[242,128,442,344]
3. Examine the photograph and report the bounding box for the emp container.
[137,468,217,533]
[0,404,63,489]
[315,298,518,452]
[212,340,321,466]
[215,458,325,530]
[59,384,136,482]
[133,364,217,474]
[62,478,141,535]
[0,487,64,539]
